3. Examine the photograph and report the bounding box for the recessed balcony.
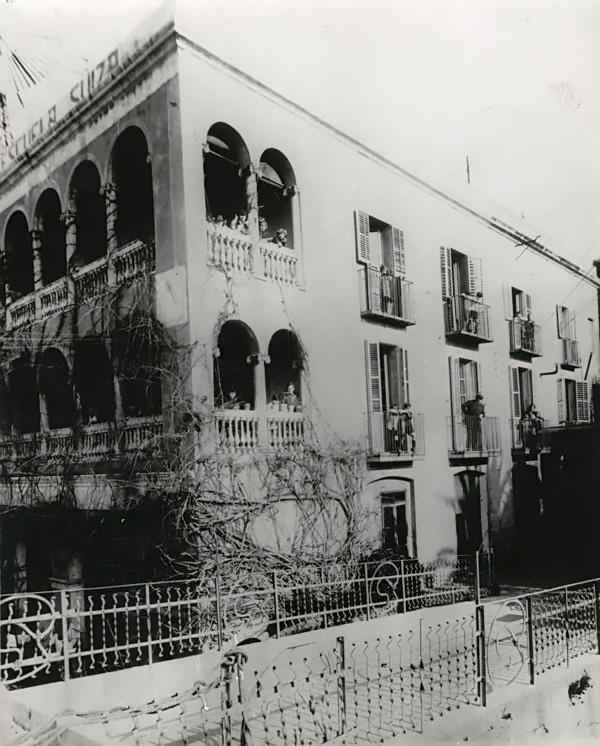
[358,267,415,327]
[366,410,424,463]
[510,417,550,458]
[443,295,492,344]
[509,319,542,358]
[447,415,500,458]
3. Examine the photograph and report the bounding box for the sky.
[1,0,599,268]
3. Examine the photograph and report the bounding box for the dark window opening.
[265,329,303,409]
[258,150,295,248]
[566,378,577,422]
[36,189,66,285]
[70,161,106,267]
[455,472,483,555]
[74,337,115,425]
[4,211,33,299]
[451,249,469,296]
[512,287,524,318]
[37,348,73,430]
[112,127,155,247]
[114,322,162,418]
[8,356,39,434]
[214,320,258,410]
[204,124,249,226]
[381,492,409,556]
[367,216,394,272]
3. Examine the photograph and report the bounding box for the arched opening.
[204,123,250,227]
[454,470,485,555]
[8,356,39,434]
[214,321,259,409]
[37,348,73,430]
[35,189,66,285]
[70,161,106,267]
[111,127,155,247]
[265,329,303,410]
[74,337,115,425]
[258,149,295,249]
[4,211,33,300]
[113,319,162,418]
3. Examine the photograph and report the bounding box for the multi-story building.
[0,2,598,595]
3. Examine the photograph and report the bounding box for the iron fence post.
[475,604,487,707]
[363,563,371,621]
[215,574,223,651]
[526,595,535,685]
[565,587,570,667]
[59,589,71,682]
[145,583,153,665]
[400,558,407,614]
[595,581,600,654]
[474,551,481,605]
[336,636,347,735]
[272,571,280,639]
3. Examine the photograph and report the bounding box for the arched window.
[265,329,303,409]
[258,149,296,249]
[113,318,162,418]
[34,189,66,285]
[204,123,250,226]
[111,127,155,246]
[70,161,106,266]
[214,321,258,410]
[4,211,33,300]
[74,337,115,424]
[37,348,73,430]
[8,355,39,434]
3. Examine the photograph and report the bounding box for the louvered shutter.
[392,227,406,277]
[569,310,577,341]
[440,247,453,298]
[365,341,383,452]
[467,256,483,297]
[557,379,566,423]
[401,349,410,406]
[521,368,533,411]
[355,211,370,264]
[576,381,590,422]
[525,294,532,318]
[556,305,565,339]
[388,347,402,409]
[367,266,381,313]
[509,366,522,420]
[449,356,462,449]
[503,283,513,320]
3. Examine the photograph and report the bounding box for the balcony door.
[364,341,409,453]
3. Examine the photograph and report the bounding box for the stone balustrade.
[266,411,305,450]
[207,224,254,273]
[38,277,72,318]
[7,295,36,329]
[259,240,298,284]
[73,256,110,302]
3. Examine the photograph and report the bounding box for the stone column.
[31,229,43,318]
[61,206,77,304]
[253,353,269,447]
[102,182,117,285]
[246,164,260,275]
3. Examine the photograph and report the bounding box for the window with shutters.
[505,286,540,356]
[508,366,544,449]
[440,247,490,341]
[381,492,410,556]
[556,305,580,367]
[355,211,414,325]
[557,378,589,424]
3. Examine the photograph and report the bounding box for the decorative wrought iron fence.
[0,553,491,688]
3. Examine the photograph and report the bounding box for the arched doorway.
[8,356,39,434]
[4,211,33,300]
[203,123,250,226]
[34,189,66,285]
[258,149,296,248]
[70,160,106,267]
[213,321,259,409]
[37,348,73,430]
[74,337,115,424]
[265,329,303,409]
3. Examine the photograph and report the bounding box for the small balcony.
[443,295,492,343]
[509,318,542,357]
[207,223,254,274]
[447,415,500,457]
[510,417,550,456]
[366,410,424,463]
[214,409,308,455]
[561,339,581,369]
[358,267,415,326]
[259,240,299,285]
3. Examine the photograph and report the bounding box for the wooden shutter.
[392,348,410,407]
[365,341,382,413]
[448,356,461,419]
[503,283,513,320]
[355,211,370,264]
[557,379,566,423]
[388,347,402,409]
[367,266,381,313]
[525,294,532,318]
[440,247,453,298]
[521,368,533,411]
[569,310,577,341]
[509,366,521,419]
[556,305,565,339]
[467,256,483,297]
[576,381,590,422]
[391,227,406,276]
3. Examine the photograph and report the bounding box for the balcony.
[214,409,307,455]
[561,338,581,369]
[443,295,492,343]
[358,267,415,326]
[4,240,155,331]
[447,415,500,457]
[366,410,424,463]
[0,416,163,463]
[510,417,550,456]
[509,318,542,357]
[259,240,299,285]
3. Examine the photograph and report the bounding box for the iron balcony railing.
[509,318,542,356]
[510,417,550,451]
[443,295,492,341]
[358,267,415,324]
[0,553,491,688]
[562,338,581,367]
[366,410,424,459]
[447,415,501,455]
